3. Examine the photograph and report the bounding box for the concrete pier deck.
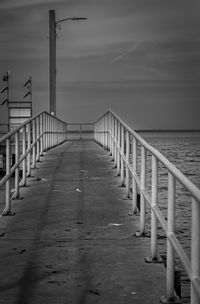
[0,140,166,304]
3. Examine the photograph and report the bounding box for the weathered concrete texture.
[0,140,166,304]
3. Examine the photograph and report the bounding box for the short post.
[3,138,11,214]
[36,116,40,161]
[150,156,159,261]
[139,146,146,235]
[111,115,115,159]
[20,126,27,187]
[114,118,118,166]
[117,121,120,175]
[120,124,125,186]
[167,173,176,298]
[132,136,137,213]
[12,131,20,199]
[105,115,108,149]
[125,130,130,197]
[40,114,44,155]
[108,112,112,152]
[31,119,36,168]
[27,123,31,177]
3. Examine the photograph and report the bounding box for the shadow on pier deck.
[0,140,165,304]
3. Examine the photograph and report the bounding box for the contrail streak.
[111,43,138,64]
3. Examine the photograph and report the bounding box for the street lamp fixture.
[49,10,87,116]
[56,16,87,25]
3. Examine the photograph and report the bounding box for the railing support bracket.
[145,256,163,264]
[2,211,16,216]
[160,295,181,304]
[135,231,146,238]
[12,196,24,200]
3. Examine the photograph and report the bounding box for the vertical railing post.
[125,130,130,197]
[111,114,114,159]
[132,136,137,213]
[51,116,53,147]
[52,116,55,146]
[45,115,48,149]
[12,131,20,199]
[42,113,46,151]
[49,116,52,148]
[120,124,125,186]
[139,146,146,235]
[105,115,108,149]
[36,116,40,161]
[52,117,55,146]
[108,112,112,153]
[46,115,49,149]
[150,155,158,260]
[20,126,27,187]
[117,120,120,176]
[46,114,49,149]
[114,117,117,166]
[32,119,36,169]
[3,138,11,214]
[191,197,200,304]
[40,114,44,155]
[102,117,105,148]
[27,123,31,177]
[166,173,176,299]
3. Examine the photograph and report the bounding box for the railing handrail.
[93,109,200,304]
[0,111,67,217]
[108,110,200,203]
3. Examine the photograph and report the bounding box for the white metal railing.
[94,110,200,304]
[0,111,67,216]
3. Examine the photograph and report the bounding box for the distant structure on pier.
[0,72,32,134]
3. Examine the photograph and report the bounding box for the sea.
[138,131,200,304]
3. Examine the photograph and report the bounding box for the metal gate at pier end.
[94,110,200,304]
[66,123,94,141]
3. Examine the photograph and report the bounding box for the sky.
[0,0,200,129]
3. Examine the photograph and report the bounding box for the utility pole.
[49,10,87,117]
[49,10,56,116]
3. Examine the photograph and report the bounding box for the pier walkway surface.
[0,140,166,304]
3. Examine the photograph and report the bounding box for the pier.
[0,110,200,304]
[0,140,166,304]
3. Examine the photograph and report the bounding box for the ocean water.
[138,131,200,303]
